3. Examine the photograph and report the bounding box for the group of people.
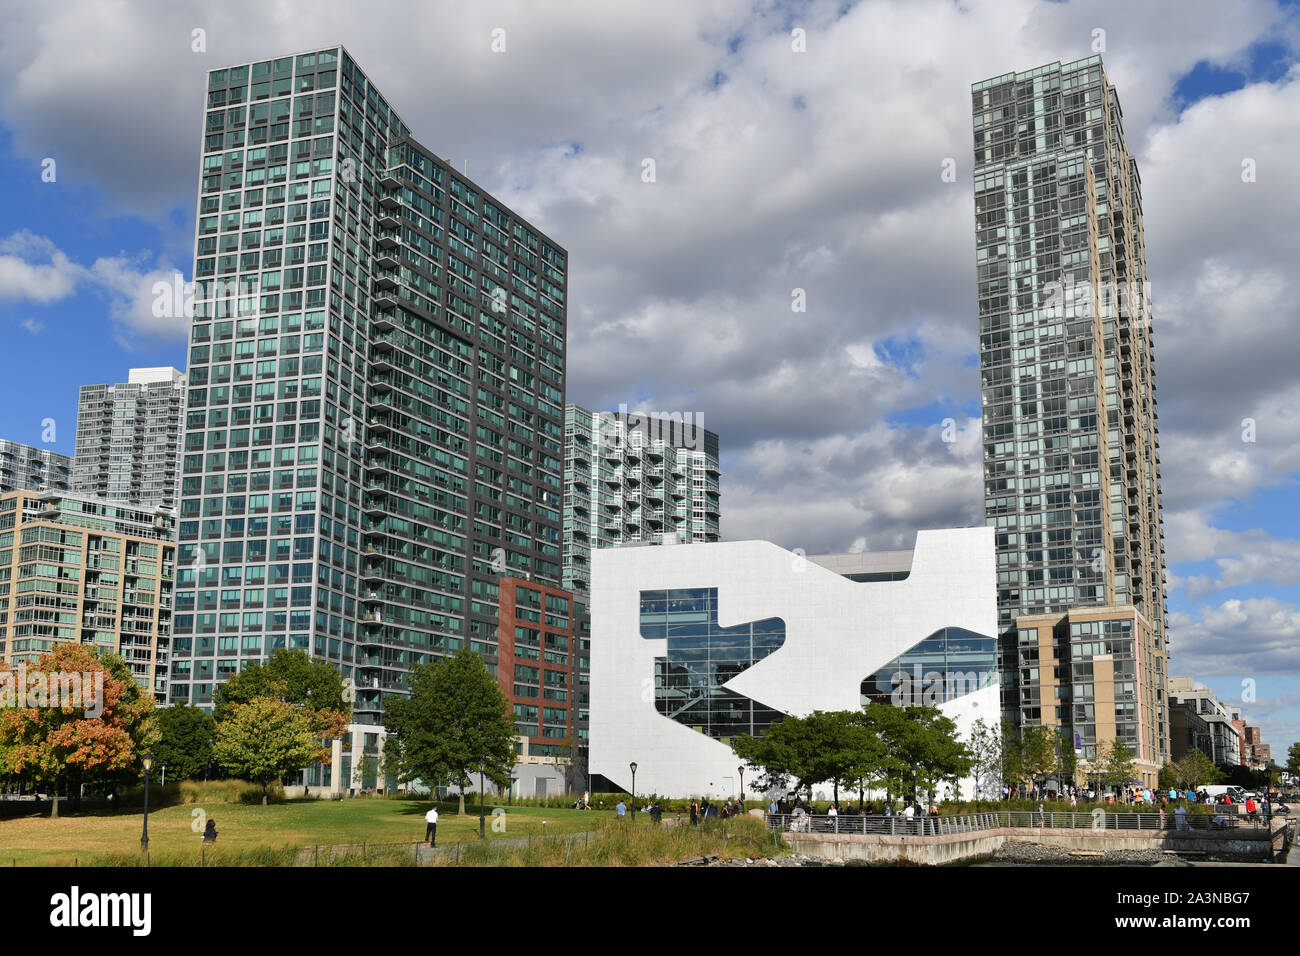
[686,797,744,823]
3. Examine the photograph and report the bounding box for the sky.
[0,0,1296,755]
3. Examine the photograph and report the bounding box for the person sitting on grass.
[203,819,218,844]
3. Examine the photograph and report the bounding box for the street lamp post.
[629,761,638,820]
[140,751,154,853]
[738,765,745,807]
[478,761,486,840]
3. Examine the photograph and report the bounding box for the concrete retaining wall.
[788,826,1273,865]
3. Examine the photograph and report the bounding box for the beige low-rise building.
[0,490,175,701]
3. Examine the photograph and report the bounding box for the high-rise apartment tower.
[173,47,567,787]
[73,367,186,510]
[973,56,1168,786]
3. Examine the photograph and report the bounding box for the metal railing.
[765,811,1271,836]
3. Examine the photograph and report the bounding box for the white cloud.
[1169,597,1300,678]
[0,231,80,302]
[0,231,188,343]
[0,0,1296,571]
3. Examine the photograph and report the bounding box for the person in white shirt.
[425,806,439,847]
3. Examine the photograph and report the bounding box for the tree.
[1010,725,1059,795]
[733,705,971,807]
[153,704,216,781]
[0,644,156,817]
[1158,762,1179,791]
[1287,741,1300,778]
[1172,749,1221,791]
[967,718,1006,799]
[381,648,516,815]
[870,704,973,804]
[1055,729,1079,790]
[212,649,346,788]
[213,648,348,737]
[212,697,328,805]
[732,710,876,804]
[1090,739,1138,797]
[841,709,892,808]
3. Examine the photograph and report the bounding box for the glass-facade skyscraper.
[972,56,1168,785]
[173,47,568,759]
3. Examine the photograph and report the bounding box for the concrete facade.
[590,529,997,798]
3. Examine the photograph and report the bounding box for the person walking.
[1174,804,1188,831]
[690,799,699,825]
[424,805,438,847]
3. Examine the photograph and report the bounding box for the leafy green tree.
[732,710,880,804]
[1172,749,1221,791]
[212,697,327,805]
[213,648,348,734]
[1287,741,1300,777]
[841,710,891,808]
[153,704,216,781]
[870,703,973,804]
[1158,761,1179,791]
[734,705,971,807]
[0,644,156,817]
[381,648,516,815]
[967,718,1007,798]
[1107,738,1138,790]
[1008,724,1058,794]
[1055,729,1078,790]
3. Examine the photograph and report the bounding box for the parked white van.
[1201,785,1246,801]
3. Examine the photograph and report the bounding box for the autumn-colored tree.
[0,644,158,818]
[212,697,330,805]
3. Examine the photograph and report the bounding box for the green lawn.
[0,797,634,866]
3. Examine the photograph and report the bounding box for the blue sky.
[0,0,1297,757]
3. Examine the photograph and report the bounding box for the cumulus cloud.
[1,1,1299,711]
[0,231,188,343]
[1169,597,1300,678]
[0,232,81,303]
